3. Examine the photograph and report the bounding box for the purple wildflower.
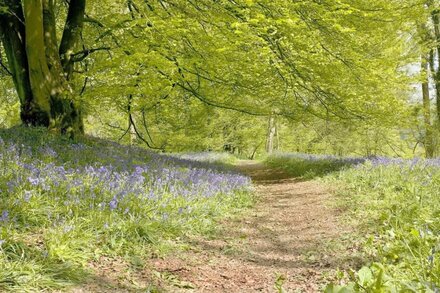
[28,177,40,186]
[0,210,9,222]
[23,190,32,202]
[109,199,118,210]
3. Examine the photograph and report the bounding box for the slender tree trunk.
[127,94,137,145]
[249,144,259,160]
[59,0,86,80]
[422,55,434,158]
[431,9,440,123]
[266,115,276,154]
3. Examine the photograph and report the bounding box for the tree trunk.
[59,0,86,80]
[42,0,84,135]
[23,0,57,127]
[431,9,440,123]
[0,0,85,136]
[0,0,34,122]
[275,119,280,151]
[422,55,434,158]
[266,115,276,154]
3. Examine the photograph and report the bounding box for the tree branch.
[71,47,111,62]
[0,48,12,76]
[127,94,162,150]
[59,0,86,79]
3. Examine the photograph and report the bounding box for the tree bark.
[59,0,86,80]
[0,0,34,122]
[42,0,84,135]
[266,115,276,154]
[422,55,434,158]
[431,9,440,123]
[0,0,85,135]
[23,0,53,126]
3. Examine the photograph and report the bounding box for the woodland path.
[149,161,356,292]
[72,161,357,293]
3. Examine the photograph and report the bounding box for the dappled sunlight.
[147,162,361,292]
[0,127,253,291]
[1,0,440,291]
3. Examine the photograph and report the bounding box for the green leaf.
[324,283,355,293]
[357,266,373,286]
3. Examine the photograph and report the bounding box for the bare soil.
[71,161,359,293]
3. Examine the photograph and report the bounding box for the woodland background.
[1,0,439,158]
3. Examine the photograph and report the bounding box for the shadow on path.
[147,160,364,292]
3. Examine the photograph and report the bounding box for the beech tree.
[0,0,420,156]
[0,0,85,135]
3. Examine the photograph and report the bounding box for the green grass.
[266,153,440,291]
[0,126,254,291]
[324,161,440,292]
[265,153,363,179]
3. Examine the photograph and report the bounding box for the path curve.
[151,161,350,292]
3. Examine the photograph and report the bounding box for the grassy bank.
[265,152,364,178]
[266,153,440,291]
[0,127,253,291]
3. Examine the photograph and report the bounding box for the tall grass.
[0,126,253,291]
[325,159,440,291]
[266,153,440,291]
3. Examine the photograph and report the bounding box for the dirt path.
[149,161,354,292]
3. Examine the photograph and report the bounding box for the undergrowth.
[265,153,363,179]
[171,152,238,168]
[266,153,440,292]
[0,126,253,291]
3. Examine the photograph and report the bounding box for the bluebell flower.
[28,177,40,186]
[109,199,118,210]
[0,210,9,222]
[23,190,32,202]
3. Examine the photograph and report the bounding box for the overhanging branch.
[71,47,111,62]
[177,81,269,117]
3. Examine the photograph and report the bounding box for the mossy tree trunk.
[0,1,33,122]
[0,0,85,136]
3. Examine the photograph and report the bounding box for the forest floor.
[73,161,361,293]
